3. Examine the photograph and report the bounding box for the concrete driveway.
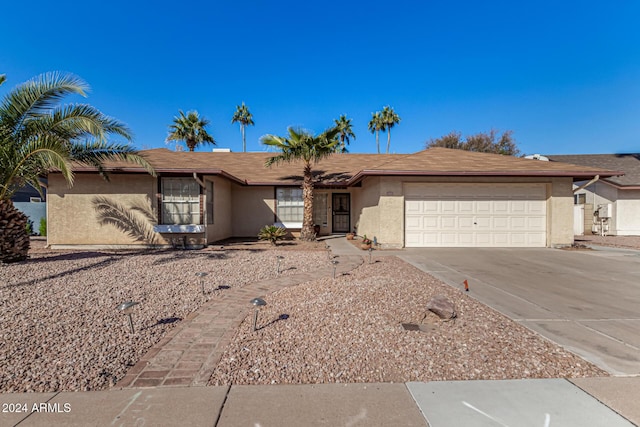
[397,247,640,375]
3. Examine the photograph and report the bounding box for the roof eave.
[347,169,623,186]
[62,167,248,185]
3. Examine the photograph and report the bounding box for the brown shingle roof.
[546,154,640,187]
[71,147,622,185]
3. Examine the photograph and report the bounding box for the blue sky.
[2,0,639,155]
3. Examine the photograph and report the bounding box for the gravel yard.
[209,257,607,386]
[1,239,608,394]
[575,234,640,250]
[0,240,327,393]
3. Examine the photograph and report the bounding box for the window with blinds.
[161,178,201,225]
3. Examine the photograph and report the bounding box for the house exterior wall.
[547,177,574,246]
[576,181,640,235]
[351,175,574,248]
[48,172,577,248]
[231,185,275,237]
[616,189,640,235]
[351,176,382,243]
[205,176,233,243]
[48,173,160,246]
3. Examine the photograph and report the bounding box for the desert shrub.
[39,218,47,236]
[258,225,287,246]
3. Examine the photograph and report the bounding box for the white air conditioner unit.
[598,203,612,218]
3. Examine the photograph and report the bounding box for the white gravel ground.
[209,257,607,386]
[0,240,327,392]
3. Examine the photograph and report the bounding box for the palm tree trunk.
[241,125,246,152]
[386,129,391,154]
[376,131,380,154]
[0,199,30,263]
[300,164,315,241]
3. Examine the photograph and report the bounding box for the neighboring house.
[547,154,638,236]
[12,182,47,233]
[46,147,619,249]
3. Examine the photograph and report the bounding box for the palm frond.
[69,141,156,178]
[92,196,159,244]
[0,72,88,133]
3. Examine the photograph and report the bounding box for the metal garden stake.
[117,301,139,333]
[196,272,208,295]
[250,297,267,331]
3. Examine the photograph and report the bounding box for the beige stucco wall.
[48,172,578,248]
[48,173,160,246]
[351,177,382,242]
[231,185,275,237]
[547,177,574,246]
[205,176,233,243]
[351,175,575,248]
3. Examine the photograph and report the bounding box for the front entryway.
[332,193,350,233]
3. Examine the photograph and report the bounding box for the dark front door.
[332,193,350,233]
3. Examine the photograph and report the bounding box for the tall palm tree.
[333,115,355,153]
[262,126,340,241]
[368,111,385,154]
[0,72,155,263]
[231,102,254,152]
[167,110,215,152]
[381,106,401,154]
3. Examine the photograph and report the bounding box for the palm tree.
[262,126,340,241]
[368,111,385,154]
[231,102,254,152]
[167,110,215,152]
[381,106,401,154]
[0,72,155,263]
[333,115,355,153]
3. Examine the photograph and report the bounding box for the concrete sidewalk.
[2,378,638,426]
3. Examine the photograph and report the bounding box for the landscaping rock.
[426,295,457,320]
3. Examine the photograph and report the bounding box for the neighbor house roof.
[547,154,639,188]
[68,147,623,186]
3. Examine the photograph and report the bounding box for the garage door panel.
[442,216,459,229]
[477,201,491,213]
[528,201,545,214]
[404,183,546,247]
[494,201,509,213]
[424,201,439,213]
[458,217,475,229]
[405,216,423,230]
[511,201,526,213]
[492,217,508,229]
[475,217,491,229]
[459,201,473,213]
[405,200,422,214]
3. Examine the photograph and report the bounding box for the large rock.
[426,295,457,320]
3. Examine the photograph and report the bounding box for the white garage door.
[405,183,547,247]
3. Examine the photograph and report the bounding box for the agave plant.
[258,225,287,246]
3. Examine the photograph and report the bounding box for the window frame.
[275,187,304,228]
[160,177,202,225]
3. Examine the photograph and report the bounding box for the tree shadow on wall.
[92,196,161,245]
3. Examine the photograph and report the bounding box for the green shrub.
[258,225,287,246]
[39,217,47,236]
